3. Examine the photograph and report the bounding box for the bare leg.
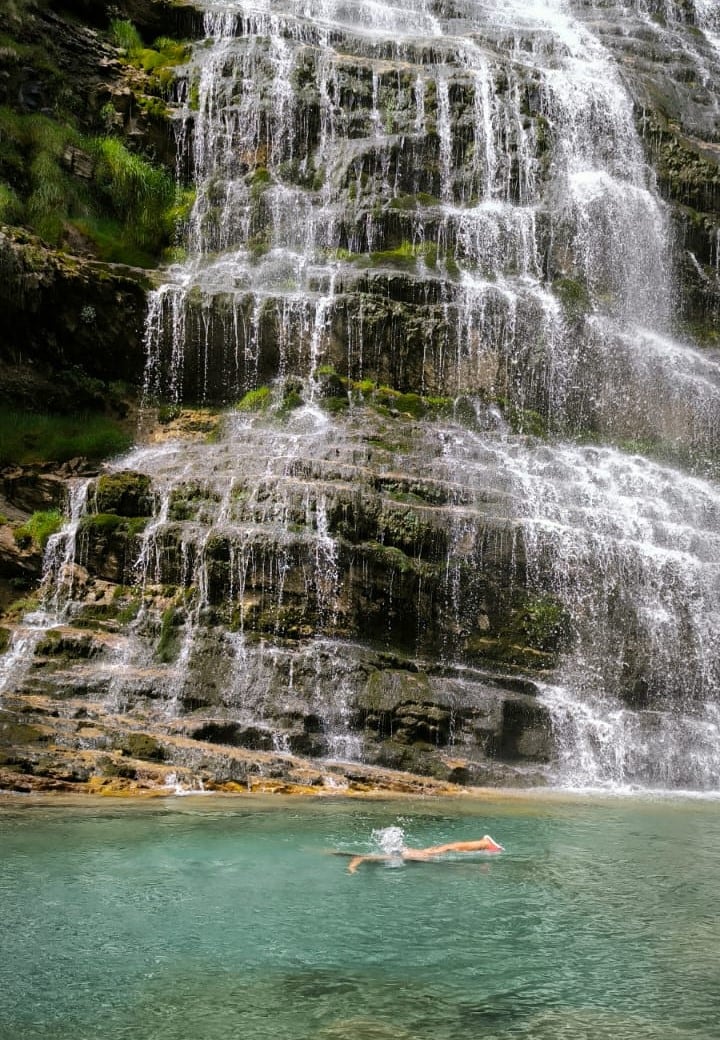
[403,837,504,859]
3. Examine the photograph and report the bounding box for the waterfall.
[0,479,90,699]
[136,0,720,787]
[5,0,720,790]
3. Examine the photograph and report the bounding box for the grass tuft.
[0,411,132,467]
[13,509,63,549]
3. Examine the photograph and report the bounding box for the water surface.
[0,794,717,1039]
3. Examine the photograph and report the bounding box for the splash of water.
[372,826,406,855]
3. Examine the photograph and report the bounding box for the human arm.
[346,854,390,873]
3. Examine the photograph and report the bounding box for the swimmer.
[345,835,504,873]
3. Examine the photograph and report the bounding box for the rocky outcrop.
[0,230,150,408]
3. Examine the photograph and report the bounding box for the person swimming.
[345,835,504,873]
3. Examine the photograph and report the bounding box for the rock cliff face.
[2,0,720,795]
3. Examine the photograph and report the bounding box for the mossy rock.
[511,596,571,653]
[156,606,180,663]
[191,722,274,751]
[237,386,271,411]
[553,276,591,320]
[79,513,149,537]
[464,635,556,671]
[99,755,138,780]
[94,471,153,517]
[36,630,99,658]
[360,669,433,712]
[0,714,45,746]
[115,732,165,762]
[0,627,10,654]
[314,368,347,399]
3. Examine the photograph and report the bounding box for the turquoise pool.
[0,793,717,1039]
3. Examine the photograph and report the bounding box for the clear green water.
[0,794,718,1040]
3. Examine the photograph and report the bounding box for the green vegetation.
[0,14,191,266]
[90,136,177,255]
[110,19,143,55]
[249,166,272,199]
[389,193,440,210]
[237,386,272,411]
[504,404,549,438]
[114,594,142,625]
[365,240,439,270]
[553,276,591,319]
[0,410,131,467]
[78,514,148,538]
[158,404,183,425]
[115,731,165,762]
[156,606,179,663]
[94,472,152,516]
[280,383,304,414]
[0,106,182,264]
[110,20,190,91]
[13,509,63,550]
[350,380,453,420]
[514,596,571,653]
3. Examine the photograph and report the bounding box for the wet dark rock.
[2,470,67,514]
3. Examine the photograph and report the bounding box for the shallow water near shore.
[1,793,718,1040]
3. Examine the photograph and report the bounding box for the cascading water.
[0,480,90,699]
[5,0,720,791]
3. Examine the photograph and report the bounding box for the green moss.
[94,472,152,517]
[249,167,272,199]
[0,627,11,654]
[158,404,182,424]
[505,406,548,438]
[111,20,190,80]
[362,542,418,575]
[362,239,439,270]
[124,517,150,537]
[553,276,591,319]
[0,717,44,746]
[237,386,271,411]
[320,397,349,415]
[514,597,571,652]
[100,756,137,780]
[188,77,201,112]
[79,513,123,535]
[79,513,148,538]
[115,731,165,762]
[115,596,142,625]
[280,385,304,414]
[0,411,132,468]
[389,194,419,210]
[13,510,63,550]
[156,606,179,663]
